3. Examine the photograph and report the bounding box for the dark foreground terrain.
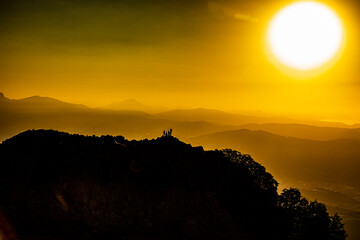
[0,130,346,240]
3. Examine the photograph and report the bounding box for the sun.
[268,1,343,70]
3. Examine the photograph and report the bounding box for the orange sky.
[0,0,359,123]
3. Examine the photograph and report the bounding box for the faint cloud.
[208,0,259,23]
[234,13,258,23]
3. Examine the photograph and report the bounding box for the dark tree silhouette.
[279,188,347,240]
[329,214,347,240]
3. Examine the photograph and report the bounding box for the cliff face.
[0,130,342,240]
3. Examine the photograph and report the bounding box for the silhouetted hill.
[0,130,346,240]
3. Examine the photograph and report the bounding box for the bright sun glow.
[268,1,343,70]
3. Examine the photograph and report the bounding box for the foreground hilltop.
[0,130,346,240]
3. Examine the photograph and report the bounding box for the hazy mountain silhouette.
[0,92,242,142]
[237,123,360,141]
[0,92,9,101]
[105,98,168,113]
[0,92,87,111]
[154,108,353,128]
[0,130,346,240]
[154,108,285,125]
[187,129,360,188]
[0,93,354,129]
[1,92,358,144]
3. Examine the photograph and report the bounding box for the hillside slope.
[0,130,346,240]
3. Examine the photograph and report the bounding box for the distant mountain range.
[152,108,354,128]
[0,92,87,111]
[1,92,360,142]
[104,98,168,113]
[186,129,360,187]
[236,123,360,141]
[0,92,240,142]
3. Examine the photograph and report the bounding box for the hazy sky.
[0,0,359,122]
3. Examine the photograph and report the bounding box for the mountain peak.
[119,98,144,106]
[0,92,9,101]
